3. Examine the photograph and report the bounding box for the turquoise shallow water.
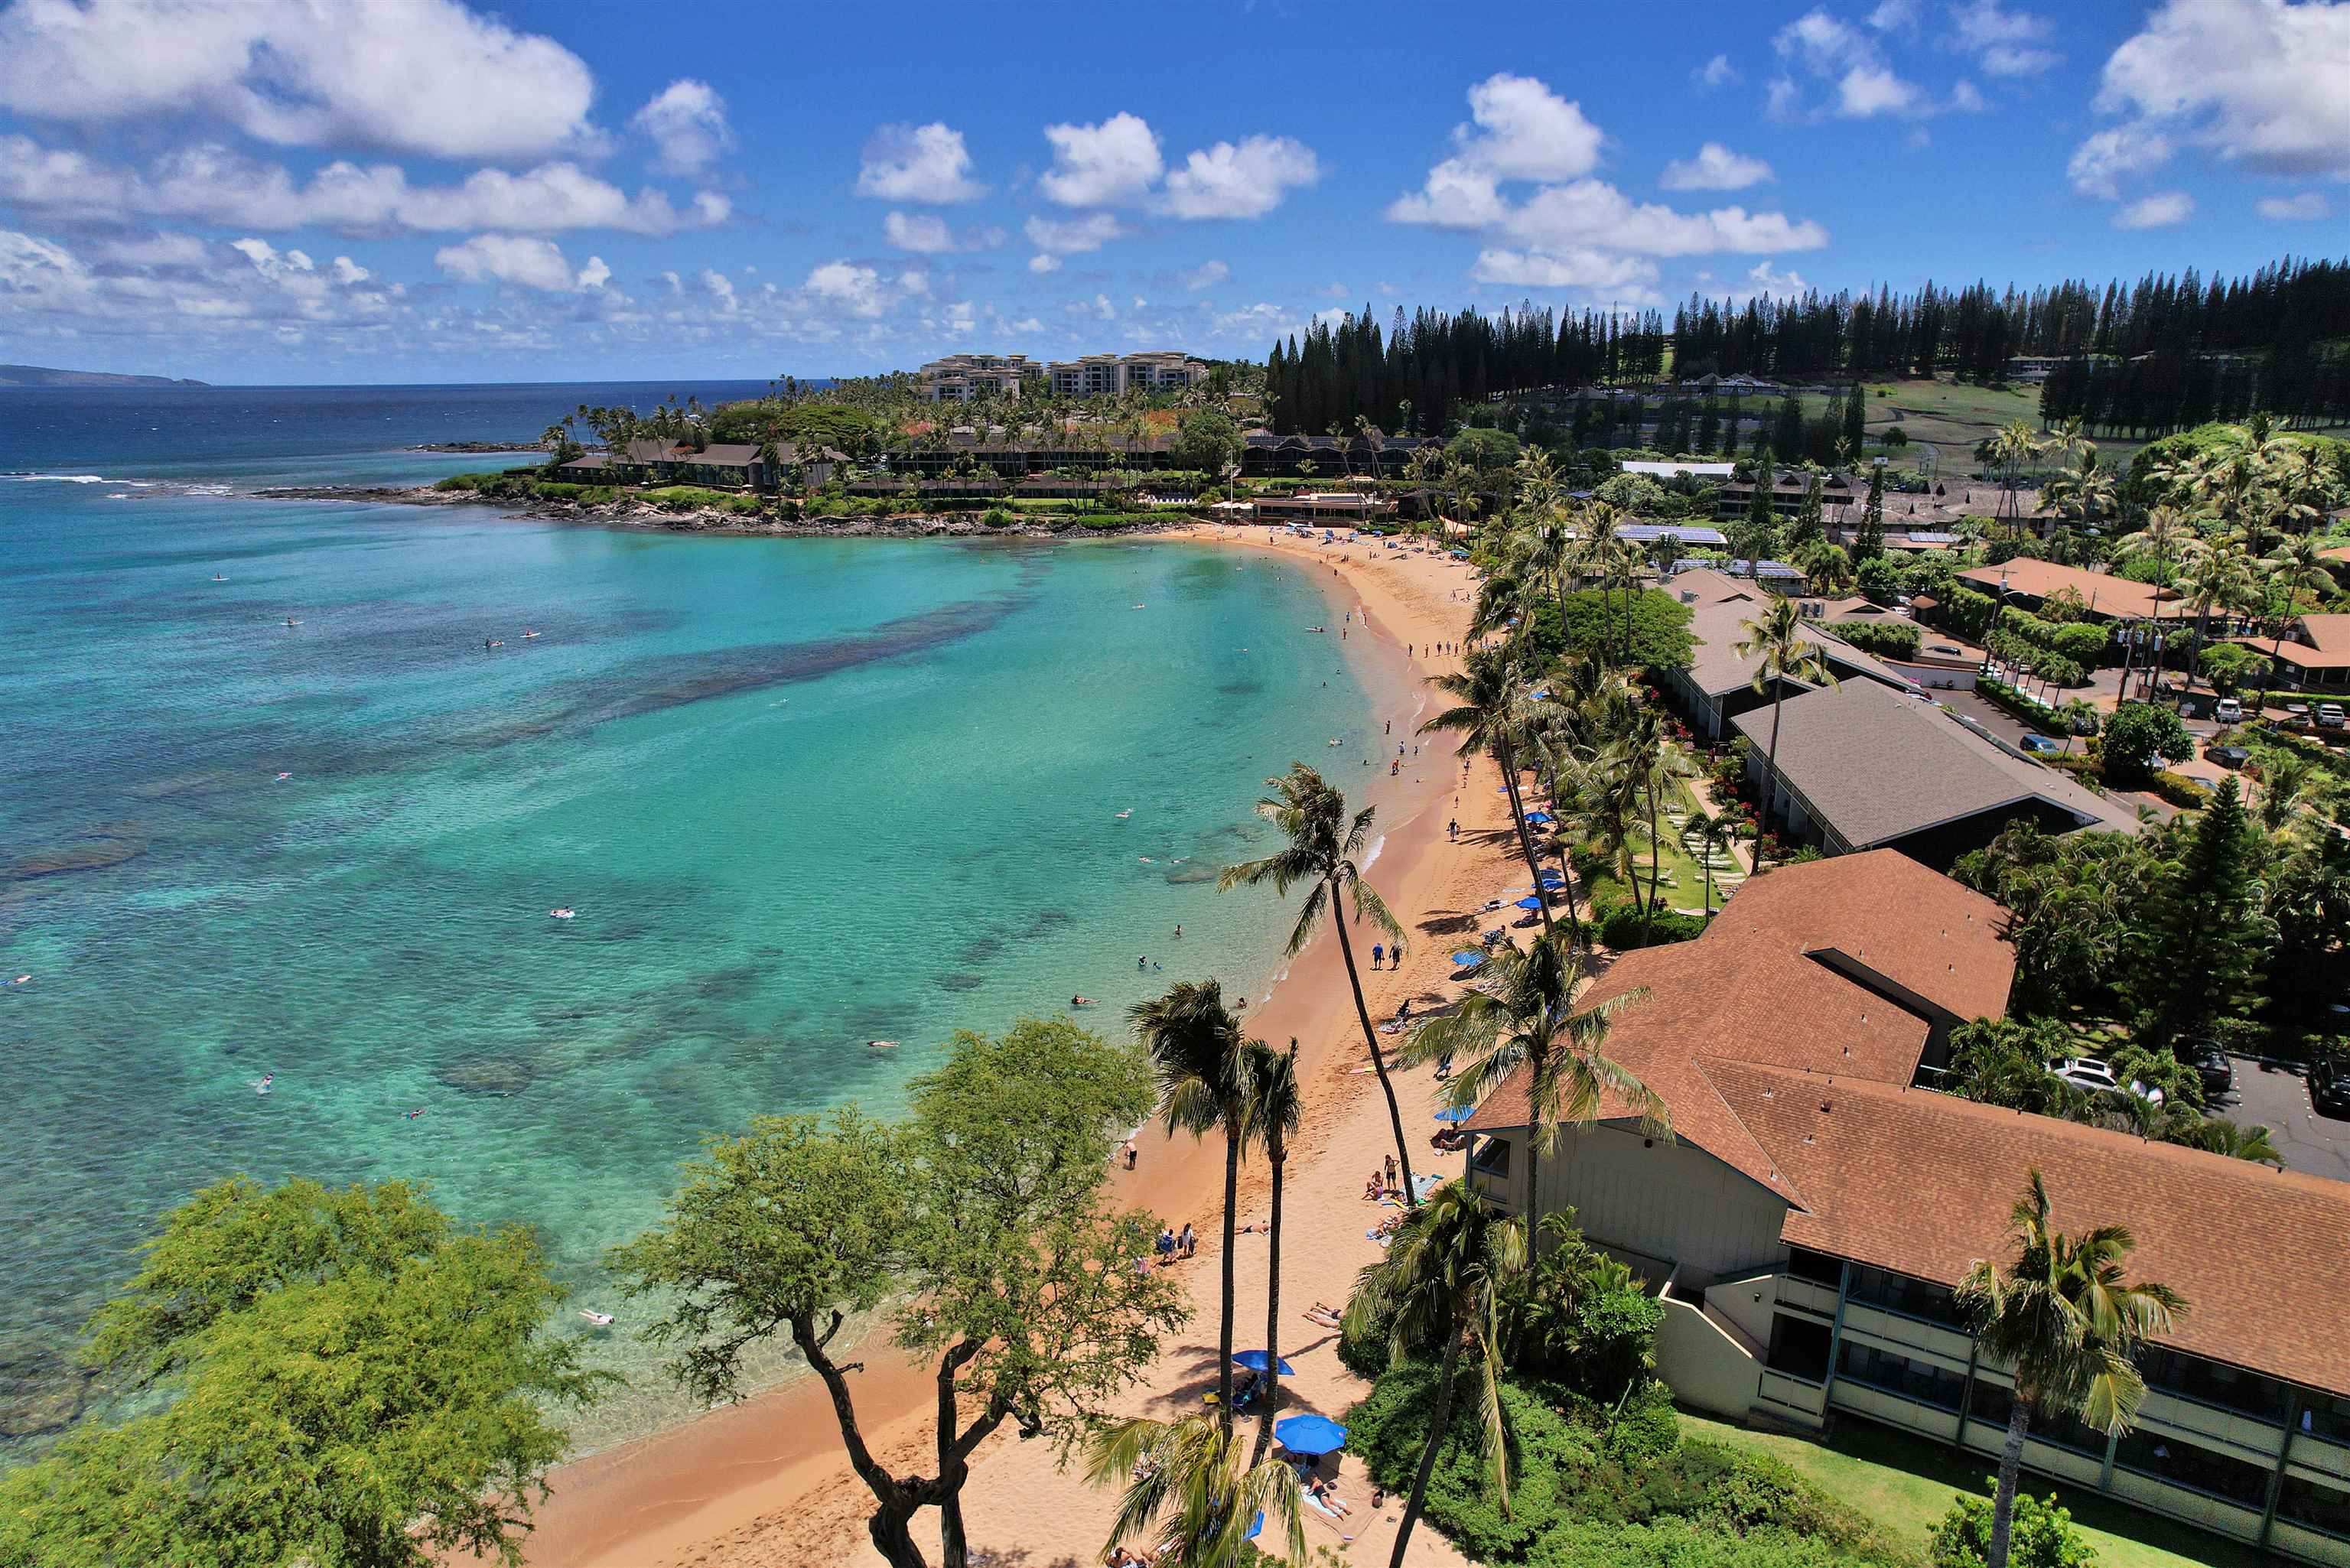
[0,401,1411,1446]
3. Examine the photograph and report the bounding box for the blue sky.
[0,0,2343,385]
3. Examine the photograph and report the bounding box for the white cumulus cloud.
[1694,54,1740,88]
[1159,135,1320,219]
[1949,0,2060,76]
[882,210,1005,254]
[0,0,598,160]
[1024,212,1125,256]
[2092,0,2350,181]
[855,122,985,203]
[1470,247,1660,290]
[1660,142,1776,190]
[1178,259,1231,290]
[2114,190,2195,228]
[1039,112,1164,207]
[2257,190,2333,220]
[630,80,731,175]
[433,233,598,291]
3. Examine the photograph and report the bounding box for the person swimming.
[283,617,301,626]
[522,628,541,639]
[254,1074,274,1095]
[1071,995,1097,1007]
[549,907,575,919]
[275,771,291,781]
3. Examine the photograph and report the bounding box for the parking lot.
[2220,1058,2350,1183]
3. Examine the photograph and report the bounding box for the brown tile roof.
[1463,851,2016,1199]
[1714,1062,2350,1392]
[1957,560,2173,620]
[2241,615,2350,672]
[1729,680,2140,847]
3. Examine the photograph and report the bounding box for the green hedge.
[2148,769,2214,808]
[1824,619,1920,659]
[1596,899,1710,949]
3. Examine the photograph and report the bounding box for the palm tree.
[1245,1039,1303,1465]
[1087,1413,1306,1568]
[1985,421,2046,521]
[1424,647,1563,941]
[1957,1171,2186,1568]
[1686,810,1735,911]
[1219,766,1417,1205]
[2179,545,2257,701]
[2040,443,2116,535]
[1734,600,1838,866]
[2264,535,2335,689]
[1343,1180,1526,1568]
[1403,932,1659,1240]
[1130,981,1252,1429]
[2055,701,2098,756]
[2111,508,2205,700]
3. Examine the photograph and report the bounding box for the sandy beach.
[513,524,1512,1568]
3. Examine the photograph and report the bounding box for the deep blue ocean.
[0,382,1424,1446]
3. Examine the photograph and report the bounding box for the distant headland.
[0,363,211,389]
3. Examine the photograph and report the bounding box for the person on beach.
[1123,1139,1138,1170]
[1138,954,1147,971]
[1173,923,1181,939]
[1365,1169,1383,1201]
[1447,818,1458,841]
[1156,1225,1176,1264]
[1371,942,1384,967]
[1178,1222,1196,1258]
[1385,1153,1398,1189]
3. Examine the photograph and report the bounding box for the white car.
[2214,698,2244,723]
[2050,1058,2163,1104]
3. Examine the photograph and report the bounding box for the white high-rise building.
[914,353,1042,402]
[1045,351,1209,398]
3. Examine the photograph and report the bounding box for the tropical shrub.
[1825,620,1922,658]
[1930,1486,2097,1568]
[1595,900,1709,950]
[2097,702,2192,785]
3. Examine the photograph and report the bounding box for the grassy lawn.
[1680,1412,2270,1568]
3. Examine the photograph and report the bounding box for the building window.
[1846,1264,1969,1329]
[1838,1341,1966,1412]
[1785,1248,1842,1287]
[1468,1137,1510,1181]
[1766,1313,1832,1382]
[1968,1382,2110,1457]
[2281,1475,2350,1540]
[2136,1348,2287,1423]
[2302,1392,2350,1445]
[2111,1427,2270,1509]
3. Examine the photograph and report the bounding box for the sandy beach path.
[514,527,1508,1568]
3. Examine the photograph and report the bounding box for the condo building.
[913,354,1042,402]
[1045,351,1209,398]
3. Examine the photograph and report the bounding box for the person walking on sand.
[1178,1222,1196,1259]
[1122,1138,1138,1171]
[1372,942,1384,968]
[1384,1153,1398,1190]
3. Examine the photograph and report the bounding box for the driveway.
[2220,1059,2350,1186]
[1932,687,2046,749]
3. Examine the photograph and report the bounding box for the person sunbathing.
[1302,1303,1343,1328]
[1307,1476,1352,1517]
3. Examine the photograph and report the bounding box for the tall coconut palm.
[1219,766,1416,1205]
[2264,535,2335,682]
[2111,508,2205,699]
[2040,442,2116,535]
[1344,1180,1526,1568]
[2179,545,2257,700]
[1245,1039,1304,1465]
[1403,932,1658,1240]
[1087,1413,1307,1568]
[1957,1171,2186,1568]
[1985,421,2046,521]
[1424,647,1563,940]
[1130,981,1252,1429]
[1733,600,1837,865]
[1686,810,1736,911]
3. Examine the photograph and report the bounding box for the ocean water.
[0,384,1414,1446]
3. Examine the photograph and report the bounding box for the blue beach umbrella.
[1450,949,1485,967]
[1275,1414,1349,1456]
[1234,1350,1297,1375]
[1538,871,1566,886]
[1246,1511,1265,1540]
[1515,895,1545,910]
[1524,811,1554,826]
[1434,1104,1475,1124]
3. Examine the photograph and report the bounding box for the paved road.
[2219,1058,2350,1185]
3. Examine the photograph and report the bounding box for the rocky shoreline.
[249,483,1196,538]
[407,441,547,454]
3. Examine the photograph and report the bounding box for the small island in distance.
[0,363,211,389]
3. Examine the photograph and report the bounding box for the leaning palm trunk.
[1534,750,1587,949]
[1391,1326,1464,1568]
[1495,731,1556,939]
[1641,769,1665,940]
[1987,1396,2033,1568]
[1330,877,1417,1207]
[1759,690,1788,868]
[1251,1124,1290,1466]
[1216,1127,1241,1432]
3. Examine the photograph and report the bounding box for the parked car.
[2314,1064,2350,1120]
[2213,697,2245,723]
[2318,704,2347,730]
[2050,1057,2164,1104]
[2182,1041,2234,1098]
[2020,734,2062,756]
[1927,644,1964,659]
[2207,743,2251,769]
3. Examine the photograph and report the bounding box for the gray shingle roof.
[1729,680,2140,848]
[1671,568,1917,698]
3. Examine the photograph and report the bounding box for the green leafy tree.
[1130,981,1254,1430]
[2127,777,2271,1052]
[1344,1180,1527,1568]
[1403,932,1659,1239]
[1957,1172,2185,1568]
[1220,765,1417,1209]
[1085,1413,1306,1568]
[0,1178,602,1568]
[611,1020,1181,1568]
[1787,472,1826,548]
[1932,1486,2100,1568]
[1841,381,1867,458]
[2094,701,2190,786]
[1170,408,1245,476]
[1735,600,1838,864]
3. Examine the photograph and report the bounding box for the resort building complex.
[1463,852,2350,1567]
[913,353,1043,402]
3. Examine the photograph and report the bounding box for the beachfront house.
[1460,851,2350,1568]
[1715,470,1857,522]
[2235,616,2350,692]
[1658,568,1919,741]
[550,438,840,490]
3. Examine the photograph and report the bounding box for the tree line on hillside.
[1270,256,2350,438]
